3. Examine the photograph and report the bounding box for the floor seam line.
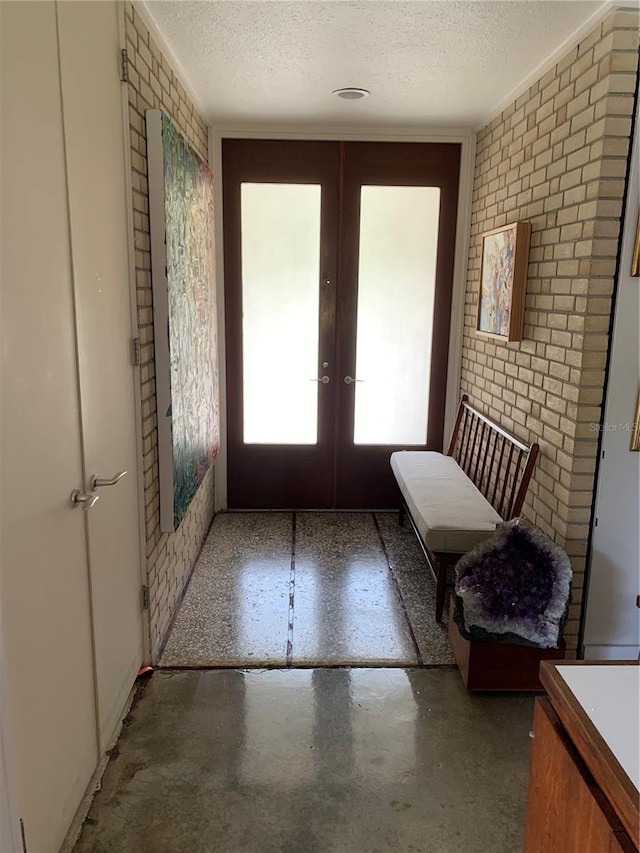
[372,512,424,666]
[286,511,296,666]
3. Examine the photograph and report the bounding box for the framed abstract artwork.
[477,221,531,342]
[147,110,219,532]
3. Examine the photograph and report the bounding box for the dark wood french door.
[222,139,460,509]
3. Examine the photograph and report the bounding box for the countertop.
[557,664,639,791]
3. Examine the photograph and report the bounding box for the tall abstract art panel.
[147,111,219,532]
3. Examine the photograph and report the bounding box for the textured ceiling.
[144,0,608,129]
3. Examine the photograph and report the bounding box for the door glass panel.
[241,183,321,444]
[354,186,440,445]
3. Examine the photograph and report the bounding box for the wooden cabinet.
[524,663,639,853]
[525,698,635,853]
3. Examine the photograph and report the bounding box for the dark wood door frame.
[222,139,461,509]
[222,139,340,508]
[334,141,461,507]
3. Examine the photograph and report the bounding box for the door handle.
[70,490,99,511]
[311,376,330,384]
[344,376,363,385]
[90,471,127,489]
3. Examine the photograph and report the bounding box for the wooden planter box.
[448,596,566,691]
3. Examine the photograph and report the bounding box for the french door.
[223,139,460,509]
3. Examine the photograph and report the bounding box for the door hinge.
[141,585,150,610]
[132,337,141,366]
[20,818,27,853]
[120,48,129,83]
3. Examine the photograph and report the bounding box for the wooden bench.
[390,395,539,622]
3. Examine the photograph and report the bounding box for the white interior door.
[0,3,99,850]
[57,0,145,749]
[1,2,145,848]
[583,109,640,660]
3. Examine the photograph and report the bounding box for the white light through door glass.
[241,183,321,444]
[354,185,440,445]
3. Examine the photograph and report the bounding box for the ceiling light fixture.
[332,87,370,100]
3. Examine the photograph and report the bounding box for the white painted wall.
[583,107,640,660]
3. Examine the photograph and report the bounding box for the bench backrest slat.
[469,414,479,469]
[480,432,500,497]
[460,409,474,471]
[498,441,515,518]
[477,430,495,496]
[490,434,507,509]
[447,401,467,458]
[505,447,525,519]
[448,395,539,521]
[472,420,488,485]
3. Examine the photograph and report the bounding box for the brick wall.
[124,3,216,660]
[461,9,639,653]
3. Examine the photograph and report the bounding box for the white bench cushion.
[390,450,502,554]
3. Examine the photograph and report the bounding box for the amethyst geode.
[453,517,572,649]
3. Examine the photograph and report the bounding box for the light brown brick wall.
[461,9,639,653]
[124,3,215,660]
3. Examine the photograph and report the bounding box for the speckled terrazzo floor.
[160,512,455,668]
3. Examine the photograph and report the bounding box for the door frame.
[0,623,21,853]
[210,125,476,511]
[118,4,152,665]
[222,140,341,509]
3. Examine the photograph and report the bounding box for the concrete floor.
[74,668,534,853]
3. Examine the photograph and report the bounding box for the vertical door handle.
[70,490,99,511]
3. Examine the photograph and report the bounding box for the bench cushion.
[390,451,503,554]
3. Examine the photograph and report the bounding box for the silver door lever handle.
[311,376,330,384]
[71,490,99,511]
[344,376,363,384]
[90,471,127,489]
